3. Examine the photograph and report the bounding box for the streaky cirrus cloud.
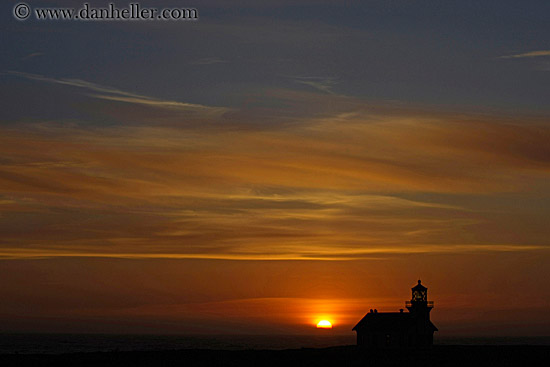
[20,52,44,60]
[5,70,230,115]
[499,50,550,59]
[290,76,338,94]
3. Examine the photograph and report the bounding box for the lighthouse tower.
[406,280,437,346]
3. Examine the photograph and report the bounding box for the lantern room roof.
[411,279,427,291]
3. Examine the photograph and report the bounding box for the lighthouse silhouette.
[353,280,438,348]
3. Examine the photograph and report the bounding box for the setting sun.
[316,320,333,329]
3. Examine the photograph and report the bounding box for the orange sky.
[1,83,550,336]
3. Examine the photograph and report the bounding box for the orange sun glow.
[316,320,333,329]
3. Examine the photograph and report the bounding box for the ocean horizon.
[1,334,549,355]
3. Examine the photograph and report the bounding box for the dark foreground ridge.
[1,345,550,367]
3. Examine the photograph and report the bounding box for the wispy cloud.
[20,52,44,60]
[290,76,338,94]
[90,95,226,114]
[499,50,550,59]
[5,70,229,114]
[6,70,144,97]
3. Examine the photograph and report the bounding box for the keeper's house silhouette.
[353,280,438,348]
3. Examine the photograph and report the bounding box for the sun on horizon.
[316,320,333,329]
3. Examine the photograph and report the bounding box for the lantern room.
[412,280,427,303]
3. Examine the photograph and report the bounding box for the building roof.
[352,311,438,332]
[352,312,411,332]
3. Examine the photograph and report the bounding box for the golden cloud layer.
[1,79,550,260]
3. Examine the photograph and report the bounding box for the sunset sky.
[1,0,550,336]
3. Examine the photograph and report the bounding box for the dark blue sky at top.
[1,0,549,125]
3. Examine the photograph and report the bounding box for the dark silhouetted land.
[1,345,550,367]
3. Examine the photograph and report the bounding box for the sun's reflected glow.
[316,320,333,329]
